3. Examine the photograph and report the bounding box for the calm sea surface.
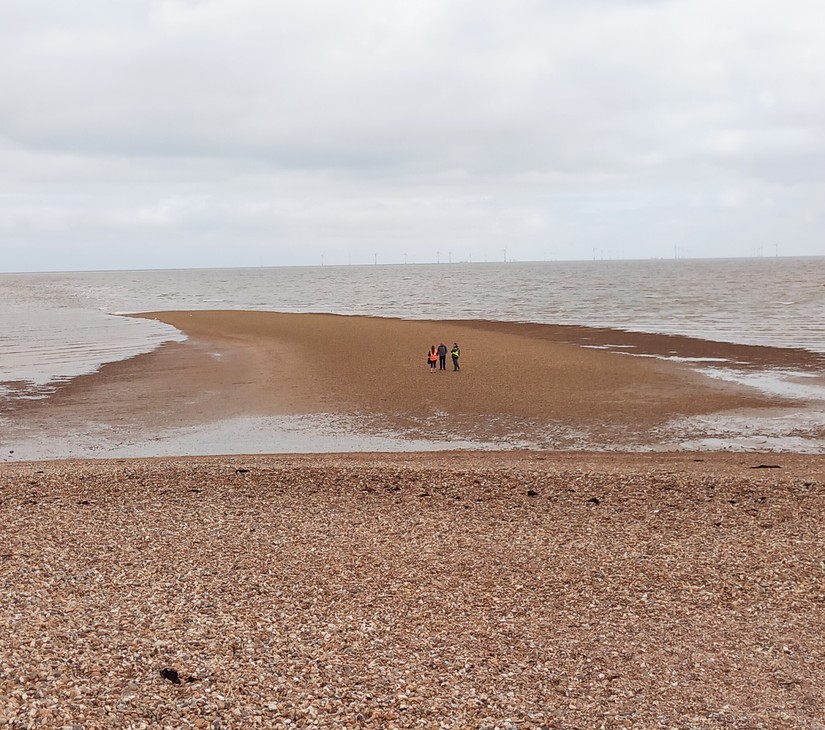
[2,257,824,394]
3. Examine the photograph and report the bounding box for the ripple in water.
[1,257,824,394]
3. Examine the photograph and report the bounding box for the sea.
[2,257,825,456]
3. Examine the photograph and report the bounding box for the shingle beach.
[2,452,824,729]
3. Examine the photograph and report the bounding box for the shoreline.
[4,308,825,401]
[3,310,825,460]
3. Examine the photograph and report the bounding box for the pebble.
[1,454,823,727]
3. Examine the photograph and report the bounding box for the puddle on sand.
[5,366,825,460]
[658,405,825,454]
[625,361,825,453]
[697,366,825,401]
[0,413,504,462]
[5,405,825,459]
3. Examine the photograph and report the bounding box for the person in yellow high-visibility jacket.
[450,343,461,371]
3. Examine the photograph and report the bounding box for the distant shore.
[4,309,818,458]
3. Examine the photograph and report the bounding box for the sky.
[1,0,824,272]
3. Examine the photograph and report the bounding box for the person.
[451,342,461,371]
[427,345,438,372]
[437,342,448,370]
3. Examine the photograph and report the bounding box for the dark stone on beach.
[587,497,600,506]
[235,468,250,474]
[160,668,182,684]
[750,464,781,469]
[527,489,539,497]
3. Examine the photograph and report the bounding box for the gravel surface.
[1,452,824,729]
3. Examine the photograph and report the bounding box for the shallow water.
[3,257,824,393]
[3,257,825,457]
[4,404,824,461]
[0,413,505,462]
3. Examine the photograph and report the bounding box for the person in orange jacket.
[427,345,438,372]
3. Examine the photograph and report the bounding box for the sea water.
[3,257,824,396]
[3,257,825,456]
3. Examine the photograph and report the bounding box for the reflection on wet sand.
[3,311,825,460]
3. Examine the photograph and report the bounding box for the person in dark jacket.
[437,342,448,370]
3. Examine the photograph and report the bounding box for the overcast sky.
[1,0,824,272]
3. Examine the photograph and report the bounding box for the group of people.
[428,342,461,371]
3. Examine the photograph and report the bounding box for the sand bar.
[5,310,823,457]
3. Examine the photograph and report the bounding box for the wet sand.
[4,310,822,458]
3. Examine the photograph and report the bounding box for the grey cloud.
[1,0,824,270]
